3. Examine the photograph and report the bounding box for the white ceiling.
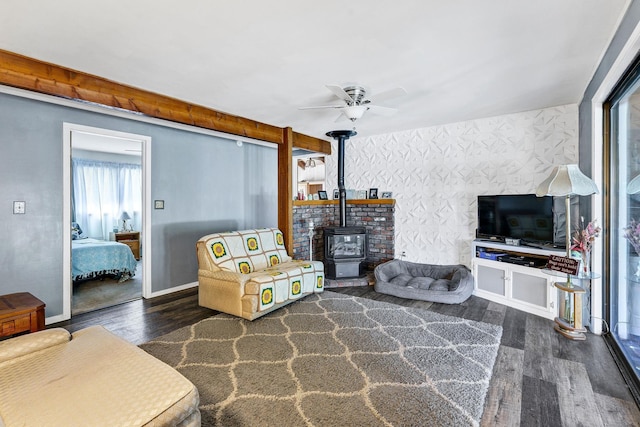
[72,131,142,156]
[1,1,631,141]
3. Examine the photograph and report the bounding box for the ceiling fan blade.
[326,84,353,103]
[367,105,397,116]
[298,105,344,110]
[369,87,407,104]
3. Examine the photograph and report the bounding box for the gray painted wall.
[577,1,640,222]
[0,91,277,318]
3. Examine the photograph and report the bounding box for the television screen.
[477,194,559,246]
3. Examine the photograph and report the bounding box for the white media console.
[471,239,565,320]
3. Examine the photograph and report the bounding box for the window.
[72,158,142,240]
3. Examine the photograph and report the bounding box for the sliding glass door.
[606,55,640,399]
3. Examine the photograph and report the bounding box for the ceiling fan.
[300,84,407,122]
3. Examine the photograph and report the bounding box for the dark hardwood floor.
[53,287,213,345]
[51,286,640,426]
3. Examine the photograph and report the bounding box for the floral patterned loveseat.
[196,228,324,320]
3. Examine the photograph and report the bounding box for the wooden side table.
[0,292,45,338]
[115,231,140,260]
[554,281,587,340]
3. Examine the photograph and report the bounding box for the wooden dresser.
[115,231,140,260]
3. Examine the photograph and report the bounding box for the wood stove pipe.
[326,130,357,227]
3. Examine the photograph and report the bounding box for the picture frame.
[369,188,379,199]
[154,200,165,209]
[333,189,339,199]
[318,190,328,200]
[358,190,367,199]
[381,191,393,199]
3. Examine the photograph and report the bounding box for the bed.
[72,238,138,283]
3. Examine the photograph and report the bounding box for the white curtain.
[72,158,142,240]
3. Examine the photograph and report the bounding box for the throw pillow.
[71,222,88,240]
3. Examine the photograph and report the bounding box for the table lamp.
[627,173,640,194]
[119,211,131,231]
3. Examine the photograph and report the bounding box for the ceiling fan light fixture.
[343,85,367,105]
[343,105,369,121]
[301,84,406,122]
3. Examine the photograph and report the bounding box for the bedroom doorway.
[62,123,151,319]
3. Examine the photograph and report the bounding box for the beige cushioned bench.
[197,228,324,320]
[0,326,200,426]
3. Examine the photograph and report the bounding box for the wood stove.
[324,226,367,278]
[324,130,368,279]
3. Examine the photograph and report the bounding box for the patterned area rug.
[140,291,502,426]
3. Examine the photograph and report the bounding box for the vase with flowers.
[570,217,601,277]
[623,219,640,276]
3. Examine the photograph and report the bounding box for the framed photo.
[369,188,378,199]
[154,200,165,209]
[333,189,339,199]
[381,191,393,199]
[358,190,367,199]
[318,190,328,200]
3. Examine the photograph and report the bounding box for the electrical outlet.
[13,201,25,214]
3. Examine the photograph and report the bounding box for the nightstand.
[115,231,140,260]
[0,292,45,338]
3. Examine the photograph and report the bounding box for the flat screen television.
[477,194,565,248]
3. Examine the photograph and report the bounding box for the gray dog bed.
[373,259,473,304]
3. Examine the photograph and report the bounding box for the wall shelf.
[293,199,395,206]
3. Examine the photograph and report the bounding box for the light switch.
[13,201,25,214]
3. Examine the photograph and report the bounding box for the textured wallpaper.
[324,104,579,266]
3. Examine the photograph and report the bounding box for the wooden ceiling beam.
[292,132,331,154]
[0,49,331,153]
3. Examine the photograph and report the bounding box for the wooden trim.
[278,127,294,252]
[0,49,330,153]
[293,199,395,206]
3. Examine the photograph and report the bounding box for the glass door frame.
[603,52,640,405]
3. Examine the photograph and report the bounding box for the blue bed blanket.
[72,238,138,282]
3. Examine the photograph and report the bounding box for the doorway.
[294,155,326,200]
[62,123,151,319]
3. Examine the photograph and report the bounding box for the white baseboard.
[148,281,198,298]
[45,313,68,326]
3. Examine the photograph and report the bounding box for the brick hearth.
[292,199,395,273]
